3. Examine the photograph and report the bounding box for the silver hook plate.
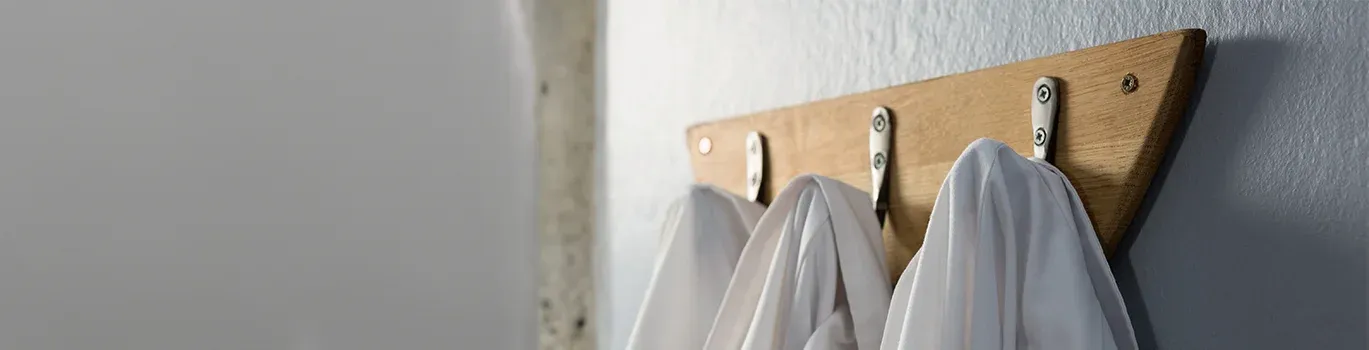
[870,107,891,224]
[745,131,764,203]
[1031,77,1059,162]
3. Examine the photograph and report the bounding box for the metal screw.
[749,173,759,185]
[872,153,886,170]
[1122,74,1138,94]
[1034,127,1047,146]
[1036,84,1051,103]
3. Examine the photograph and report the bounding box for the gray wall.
[603,1,1367,349]
[0,0,536,349]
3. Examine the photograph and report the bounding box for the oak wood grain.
[686,29,1206,281]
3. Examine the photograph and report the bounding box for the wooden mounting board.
[686,29,1206,281]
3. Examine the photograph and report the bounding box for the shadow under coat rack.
[686,29,1207,281]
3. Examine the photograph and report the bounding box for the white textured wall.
[603,1,1368,349]
[0,0,537,348]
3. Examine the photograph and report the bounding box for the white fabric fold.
[706,175,891,350]
[880,138,1137,350]
[627,185,766,350]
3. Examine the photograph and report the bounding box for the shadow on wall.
[1113,38,1367,349]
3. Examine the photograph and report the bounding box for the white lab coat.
[627,185,766,350]
[706,175,891,350]
[880,138,1137,350]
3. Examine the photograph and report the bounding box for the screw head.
[1122,74,1138,94]
[697,137,712,155]
[1036,84,1051,103]
[872,152,886,170]
[872,115,887,132]
[1033,127,1047,146]
[749,173,759,185]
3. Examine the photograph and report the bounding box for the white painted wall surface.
[603,1,1367,349]
[0,0,536,348]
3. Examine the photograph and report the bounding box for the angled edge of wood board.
[685,29,1207,280]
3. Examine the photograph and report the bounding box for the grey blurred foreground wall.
[0,0,538,348]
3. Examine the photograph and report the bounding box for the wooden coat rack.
[686,29,1207,281]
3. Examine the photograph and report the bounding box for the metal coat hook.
[745,131,765,203]
[869,107,891,226]
[1031,77,1060,162]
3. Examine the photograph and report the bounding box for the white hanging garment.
[706,175,891,350]
[880,138,1137,350]
[627,185,766,350]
